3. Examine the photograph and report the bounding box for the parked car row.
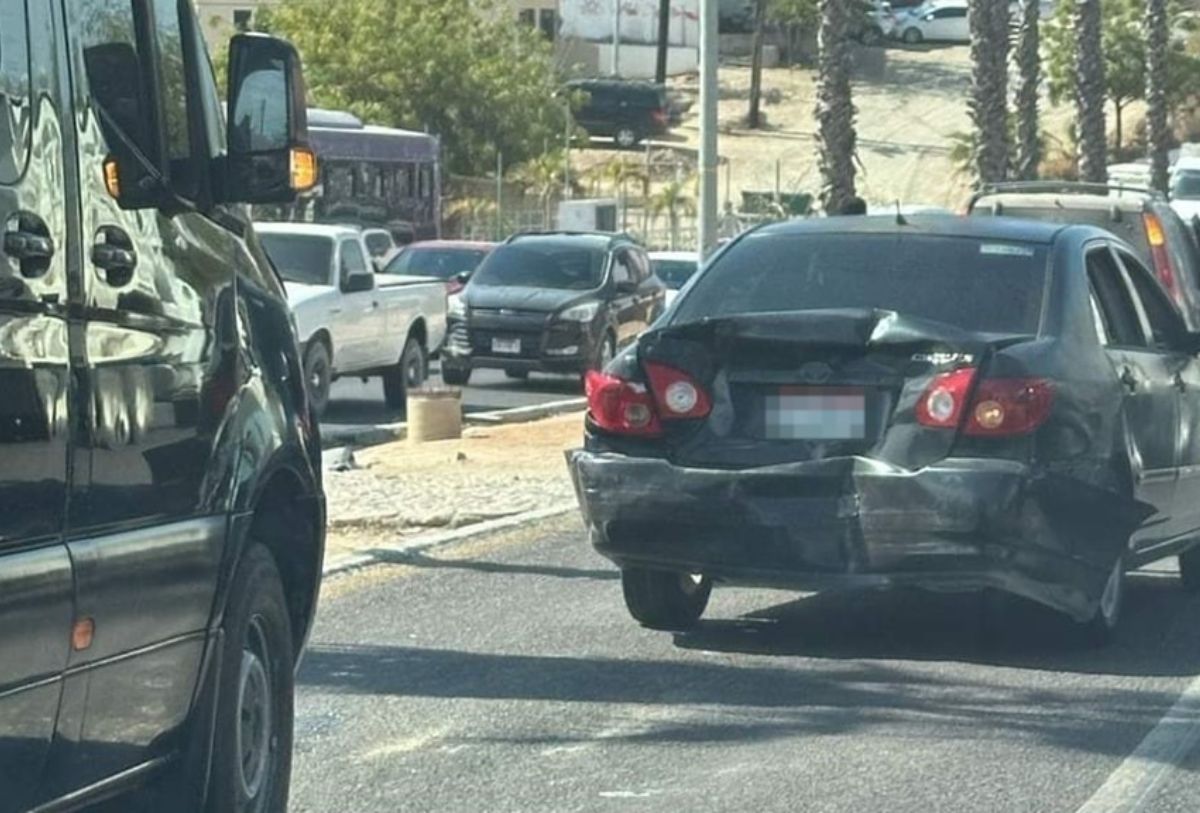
[572,184,1200,648]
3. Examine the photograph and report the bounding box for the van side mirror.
[222,34,316,205]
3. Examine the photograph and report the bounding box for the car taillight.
[652,108,668,126]
[644,362,712,420]
[446,279,464,296]
[585,370,662,437]
[1144,213,1179,300]
[917,367,1054,437]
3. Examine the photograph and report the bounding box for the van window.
[0,0,31,184]
[80,0,153,164]
[1086,247,1147,348]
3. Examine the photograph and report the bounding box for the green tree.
[513,151,569,227]
[1013,0,1041,180]
[253,0,565,177]
[649,178,697,250]
[1146,0,1171,192]
[968,0,1010,186]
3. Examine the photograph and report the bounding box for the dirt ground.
[573,43,1078,215]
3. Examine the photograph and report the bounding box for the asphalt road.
[322,365,582,428]
[291,515,1200,813]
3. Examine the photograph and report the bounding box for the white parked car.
[892,0,969,43]
[255,223,448,416]
[1171,158,1200,225]
[649,251,701,308]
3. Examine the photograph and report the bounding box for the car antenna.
[895,200,908,226]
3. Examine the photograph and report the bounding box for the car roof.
[404,240,496,250]
[754,214,1068,244]
[507,231,634,248]
[1175,157,1200,172]
[254,222,361,240]
[972,192,1152,213]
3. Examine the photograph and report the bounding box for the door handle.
[1120,367,1140,392]
[2,212,55,278]
[91,226,138,287]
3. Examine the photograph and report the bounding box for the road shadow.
[365,547,619,582]
[297,636,1186,758]
[853,50,969,100]
[674,571,1200,678]
[466,374,582,396]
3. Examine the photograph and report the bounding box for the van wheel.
[207,544,294,813]
[442,364,472,387]
[1078,556,1125,647]
[1179,545,1200,592]
[615,127,640,149]
[303,341,332,419]
[902,27,923,44]
[383,338,427,408]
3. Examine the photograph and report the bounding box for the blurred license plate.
[492,337,521,354]
[765,388,866,440]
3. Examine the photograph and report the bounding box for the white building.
[559,0,699,78]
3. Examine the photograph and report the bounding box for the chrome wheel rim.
[237,617,273,801]
[616,129,636,148]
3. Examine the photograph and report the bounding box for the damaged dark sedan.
[568,215,1200,643]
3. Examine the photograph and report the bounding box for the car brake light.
[652,108,668,126]
[585,370,662,437]
[916,367,1053,436]
[644,362,712,420]
[1143,213,1179,300]
[916,368,976,428]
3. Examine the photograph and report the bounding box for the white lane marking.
[1075,675,1200,813]
[360,725,452,761]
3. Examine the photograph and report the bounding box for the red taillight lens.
[1144,213,1179,300]
[652,108,668,126]
[916,367,976,428]
[585,370,662,437]
[644,362,712,420]
[916,367,1053,436]
[964,378,1054,436]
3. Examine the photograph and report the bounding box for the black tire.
[902,27,923,44]
[383,337,428,408]
[442,363,472,387]
[1180,544,1200,593]
[621,568,713,631]
[505,369,530,381]
[1078,556,1125,647]
[303,341,332,419]
[615,127,640,149]
[207,544,295,813]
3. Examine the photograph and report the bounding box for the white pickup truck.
[255,223,448,416]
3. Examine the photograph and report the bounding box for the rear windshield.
[385,247,490,279]
[673,232,1048,334]
[258,234,334,286]
[1173,171,1200,201]
[472,243,606,291]
[363,232,394,256]
[652,259,699,290]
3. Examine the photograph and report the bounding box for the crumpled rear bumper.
[567,450,1136,622]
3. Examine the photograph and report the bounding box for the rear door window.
[1116,248,1184,350]
[674,232,1048,335]
[0,0,31,183]
[1087,247,1148,348]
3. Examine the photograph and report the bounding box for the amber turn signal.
[72,617,95,652]
[290,147,317,193]
[103,157,121,199]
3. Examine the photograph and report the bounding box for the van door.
[0,1,75,810]
[52,0,242,791]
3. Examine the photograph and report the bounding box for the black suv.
[1,4,323,811]
[442,233,664,384]
[566,79,672,149]
[969,182,1200,328]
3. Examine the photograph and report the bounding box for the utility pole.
[612,0,622,76]
[698,0,719,256]
[655,0,671,84]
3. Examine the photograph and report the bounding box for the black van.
[1,2,323,811]
[566,79,672,149]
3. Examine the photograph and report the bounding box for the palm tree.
[1146,0,1170,193]
[1014,0,1041,180]
[1075,0,1107,183]
[968,0,1010,185]
[593,157,649,231]
[814,0,857,213]
[514,152,567,228]
[649,178,697,250]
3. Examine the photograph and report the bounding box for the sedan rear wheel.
[903,27,923,44]
[621,568,712,631]
[303,341,332,419]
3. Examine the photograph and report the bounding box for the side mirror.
[342,272,374,294]
[223,34,316,205]
[616,278,638,294]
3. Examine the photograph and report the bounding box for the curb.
[321,502,579,577]
[319,397,586,450]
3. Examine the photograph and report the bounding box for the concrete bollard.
[407,387,463,443]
